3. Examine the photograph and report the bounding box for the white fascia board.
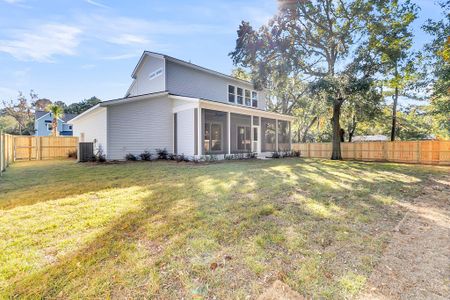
[100,92,169,107]
[131,51,165,79]
[68,104,101,124]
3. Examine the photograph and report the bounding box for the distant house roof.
[353,135,389,142]
[35,111,77,123]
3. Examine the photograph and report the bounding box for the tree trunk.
[348,114,356,142]
[52,118,57,136]
[301,116,318,143]
[331,101,343,160]
[390,85,398,141]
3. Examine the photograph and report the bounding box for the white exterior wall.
[128,55,165,96]
[176,108,195,156]
[107,95,173,160]
[72,107,107,154]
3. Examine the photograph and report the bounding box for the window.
[204,122,223,152]
[68,125,72,130]
[228,85,235,103]
[237,126,251,150]
[237,87,243,104]
[47,124,53,131]
[245,89,251,106]
[252,91,258,107]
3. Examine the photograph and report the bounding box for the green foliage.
[0,116,18,134]
[64,96,101,115]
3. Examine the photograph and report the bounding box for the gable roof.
[131,51,255,87]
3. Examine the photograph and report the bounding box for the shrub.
[125,153,138,161]
[139,151,152,161]
[168,153,176,160]
[292,150,301,157]
[176,154,190,162]
[246,152,257,159]
[96,146,106,163]
[156,148,168,160]
[271,152,281,159]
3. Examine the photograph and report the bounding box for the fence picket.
[292,140,450,165]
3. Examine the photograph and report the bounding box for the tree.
[1,91,36,135]
[32,98,52,111]
[230,0,386,159]
[368,0,419,141]
[0,115,18,134]
[45,104,64,136]
[65,96,101,114]
[422,0,449,139]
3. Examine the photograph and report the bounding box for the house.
[69,51,295,160]
[35,111,77,136]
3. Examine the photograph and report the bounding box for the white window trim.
[227,84,257,108]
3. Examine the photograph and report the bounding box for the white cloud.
[84,0,109,9]
[107,34,150,45]
[0,24,82,62]
[102,53,140,60]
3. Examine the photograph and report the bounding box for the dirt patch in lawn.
[358,174,450,300]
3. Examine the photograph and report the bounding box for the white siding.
[176,108,195,156]
[72,107,107,154]
[107,95,173,160]
[128,55,165,96]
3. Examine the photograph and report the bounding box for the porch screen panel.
[202,109,228,155]
[278,120,290,151]
[261,118,276,152]
[230,113,251,153]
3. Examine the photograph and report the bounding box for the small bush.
[246,152,257,159]
[168,153,176,160]
[292,150,301,157]
[139,151,152,161]
[96,146,106,163]
[156,148,168,160]
[176,154,190,162]
[271,152,281,159]
[125,153,138,161]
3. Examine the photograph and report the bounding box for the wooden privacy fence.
[1,134,78,175]
[292,140,450,166]
[0,133,14,174]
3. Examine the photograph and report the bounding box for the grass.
[0,158,448,299]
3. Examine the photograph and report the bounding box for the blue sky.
[0,0,443,104]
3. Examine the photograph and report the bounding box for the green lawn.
[0,159,447,299]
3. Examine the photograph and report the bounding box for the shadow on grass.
[3,158,449,298]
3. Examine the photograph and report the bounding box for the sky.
[0,0,445,105]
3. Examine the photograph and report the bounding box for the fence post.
[308,143,311,157]
[1,131,4,175]
[416,141,420,164]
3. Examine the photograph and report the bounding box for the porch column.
[250,115,254,152]
[227,112,231,155]
[197,107,202,156]
[275,119,279,152]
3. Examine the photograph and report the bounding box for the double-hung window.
[228,85,235,103]
[251,91,258,107]
[237,87,244,105]
[245,89,251,106]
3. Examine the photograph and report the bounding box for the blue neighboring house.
[34,111,77,136]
